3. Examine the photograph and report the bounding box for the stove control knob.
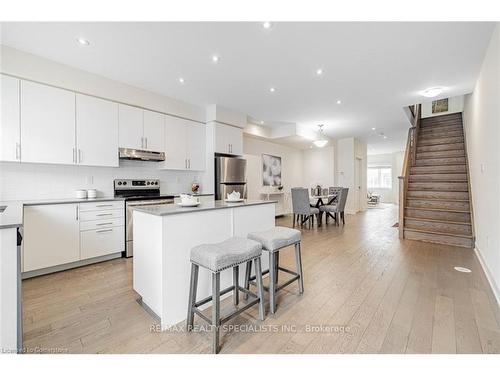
[155,181,159,185]
[117,181,122,185]
[123,181,127,185]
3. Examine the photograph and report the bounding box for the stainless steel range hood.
[119,148,165,162]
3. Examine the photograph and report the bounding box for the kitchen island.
[132,200,276,329]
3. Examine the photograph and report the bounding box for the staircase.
[402,112,474,248]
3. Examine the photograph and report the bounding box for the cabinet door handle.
[72,148,76,163]
[15,142,20,160]
[188,159,190,169]
[76,206,79,221]
[96,229,113,233]
[78,149,82,163]
[145,137,148,149]
[141,137,144,149]
[96,213,113,217]
[96,222,113,226]
[96,204,113,207]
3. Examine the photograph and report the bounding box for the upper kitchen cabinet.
[0,75,20,162]
[118,104,143,150]
[186,120,206,170]
[76,94,119,167]
[214,122,243,156]
[143,110,165,152]
[119,105,165,152]
[20,81,76,165]
[163,115,205,170]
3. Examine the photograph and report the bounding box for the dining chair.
[291,187,320,229]
[319,188,349,225]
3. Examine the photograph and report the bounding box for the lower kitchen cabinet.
[80,226,124,260]
[23,204,80,272]
[23,201,125,275]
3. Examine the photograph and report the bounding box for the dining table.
[309,194,338,208]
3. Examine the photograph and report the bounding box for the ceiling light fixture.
[421,87,444,98]
[269,87,276,93]
[212,55,219,63]
[263,22,272,29]
[178,77,185,84]
[336,100,342,104]
[313,124,328,148]
[316,69,323,76]
[260,120,265,125]
[76,37,90,46]
[371,127,376,130]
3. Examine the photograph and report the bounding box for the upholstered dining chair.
[291,187,320,229]
[319,188,349,225]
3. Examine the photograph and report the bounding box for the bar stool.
[187,237,266,354]
[245,227,304,314]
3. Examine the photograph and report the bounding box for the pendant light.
[313,124,328,148]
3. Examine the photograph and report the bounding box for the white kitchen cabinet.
[0,75,20,162]
[186,121,206,170]
[76,94,119,167]
[214,122,243,155]
[143,110,165,152]
[164,115,187,170]
[118,104,143,150]
[23,204,80,272]
[80,226,124,260]
[20,81,76,165]
[163,115,205,170]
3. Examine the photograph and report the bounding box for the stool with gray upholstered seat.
[187,237,266,354]
[245,227,303,314]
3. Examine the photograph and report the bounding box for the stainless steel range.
[114,179,174,257]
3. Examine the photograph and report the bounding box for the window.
[368,167,392,189]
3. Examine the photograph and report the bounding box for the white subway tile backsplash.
[0,161,203,201]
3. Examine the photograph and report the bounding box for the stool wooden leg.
[243,260,252,301]
[295,242,304,294]
[274,252,279,285]
[186,263,199,331]
[269,251,277,314]
[212,272,221,354]
[254,257,266,320]
[292,214,296,228]
[233,265,239,306]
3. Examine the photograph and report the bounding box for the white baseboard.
[474,246,500,307]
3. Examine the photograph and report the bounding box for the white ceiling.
[0,22,495,154]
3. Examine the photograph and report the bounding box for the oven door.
[125,199,174,257]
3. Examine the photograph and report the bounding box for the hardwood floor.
[22,204,500,354]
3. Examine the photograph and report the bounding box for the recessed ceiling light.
[336,100,342,104]
[260,120,264,125]
[421,87,444,98]
[212,55,219,63]
[269,87,276,93]
[263,22,272,29]
[383,136,388,139]
[178,77,185,84]
[316,69,323,76]
[76,37,90,46]
[371,127,376,130]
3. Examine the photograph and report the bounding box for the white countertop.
[0,201,23,229]
[133,199,276,216]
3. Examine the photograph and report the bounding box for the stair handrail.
[398,103,421,238]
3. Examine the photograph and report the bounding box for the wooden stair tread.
[404,216,472,226]
[406,197,469,202]
[403,227,473,239]
[405,206,470,214]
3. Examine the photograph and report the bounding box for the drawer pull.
[96,222,114,226]
[96,213,113,216]
[96,204,114,207]
[96,229,113,233]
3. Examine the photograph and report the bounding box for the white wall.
[336,137,367,214]
[243,136,304,214]
[367,151,404,204]
[0,161,203,201]
[0,45,209,200]
[302,146,335,189]
[462,24,500,302]
[422,95,465,118]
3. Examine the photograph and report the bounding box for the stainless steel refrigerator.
[215,156,247,200]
